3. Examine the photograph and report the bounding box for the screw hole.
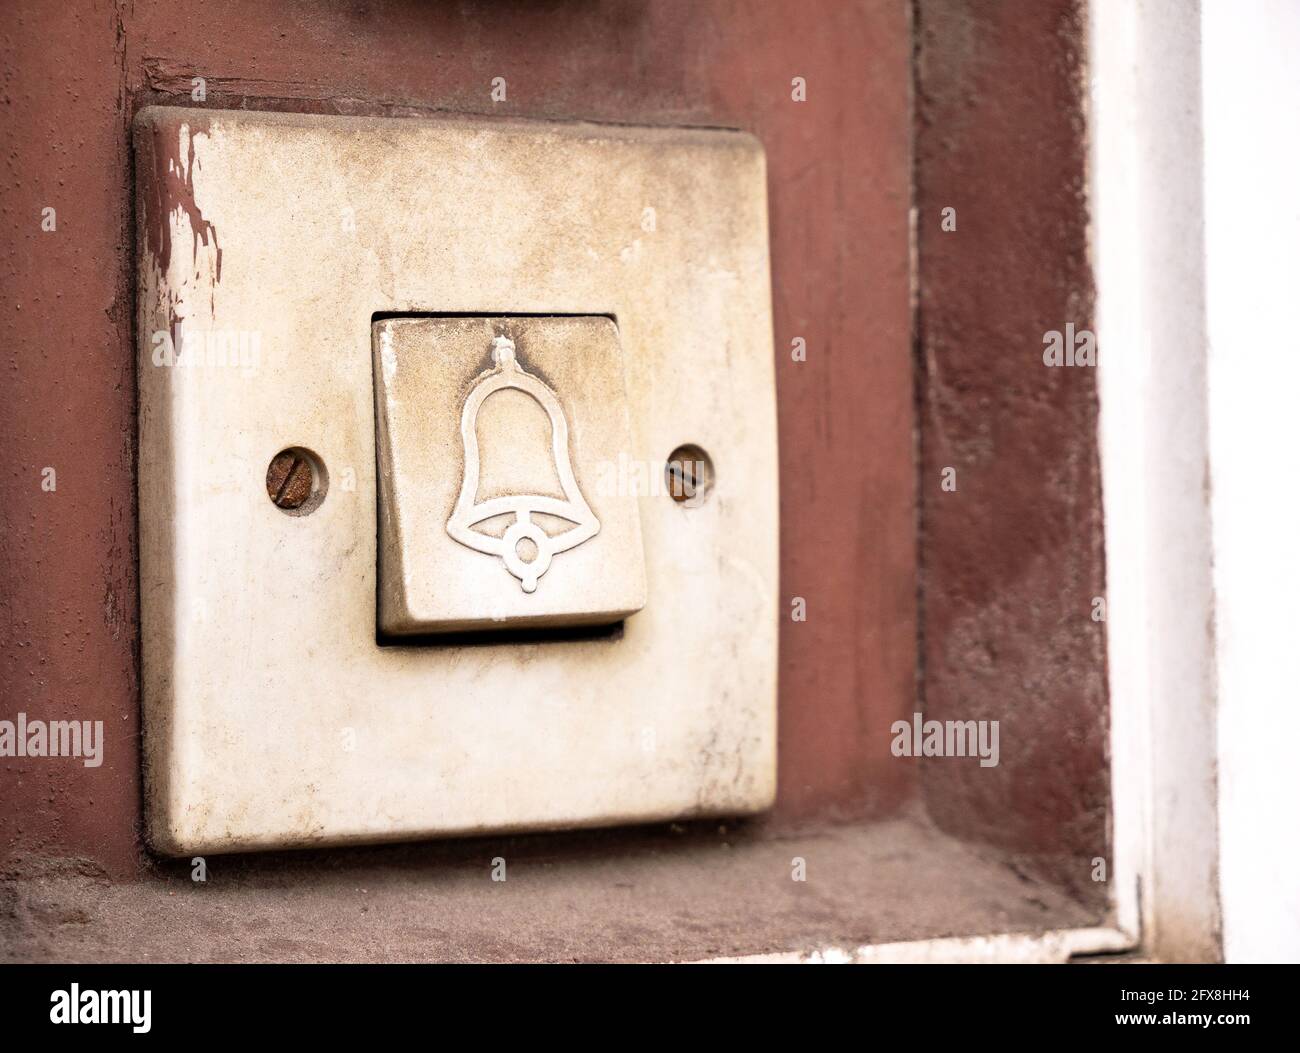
[266,447,327,516]
[665,444,713,505]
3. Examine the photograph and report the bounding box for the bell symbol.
[446,335,599,592]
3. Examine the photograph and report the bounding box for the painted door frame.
[724,0,1300,964]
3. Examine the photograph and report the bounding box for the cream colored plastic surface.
[135,107,777,854]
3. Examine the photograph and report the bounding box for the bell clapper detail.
[446,335,600,593]
[490,333,516,368]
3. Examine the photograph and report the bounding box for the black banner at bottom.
[0,962,1287,1039]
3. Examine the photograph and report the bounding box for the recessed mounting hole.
[266,447,328,516]
[665,444,714,505]
[515,536,539,564]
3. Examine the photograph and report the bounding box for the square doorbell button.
[374,316,647,635]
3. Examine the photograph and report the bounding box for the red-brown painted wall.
[914,0,1109,896]
[1,0,917,875]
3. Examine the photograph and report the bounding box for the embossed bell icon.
[446,335,600,593]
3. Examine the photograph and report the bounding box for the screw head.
[665,444,714,505]
[266,449,314,510]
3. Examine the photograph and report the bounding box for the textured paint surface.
[0,2,141,877]
[3,815,1099,962]
[914,0,1109,901]
[0,1,916,875]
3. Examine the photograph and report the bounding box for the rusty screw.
[266,449,313,510]
[666,459,699,503]
[665,444,713,505]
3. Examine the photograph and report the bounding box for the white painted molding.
[1201,0,1300,964]
[1089,0,1222,961]
[702,927,1135,965]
